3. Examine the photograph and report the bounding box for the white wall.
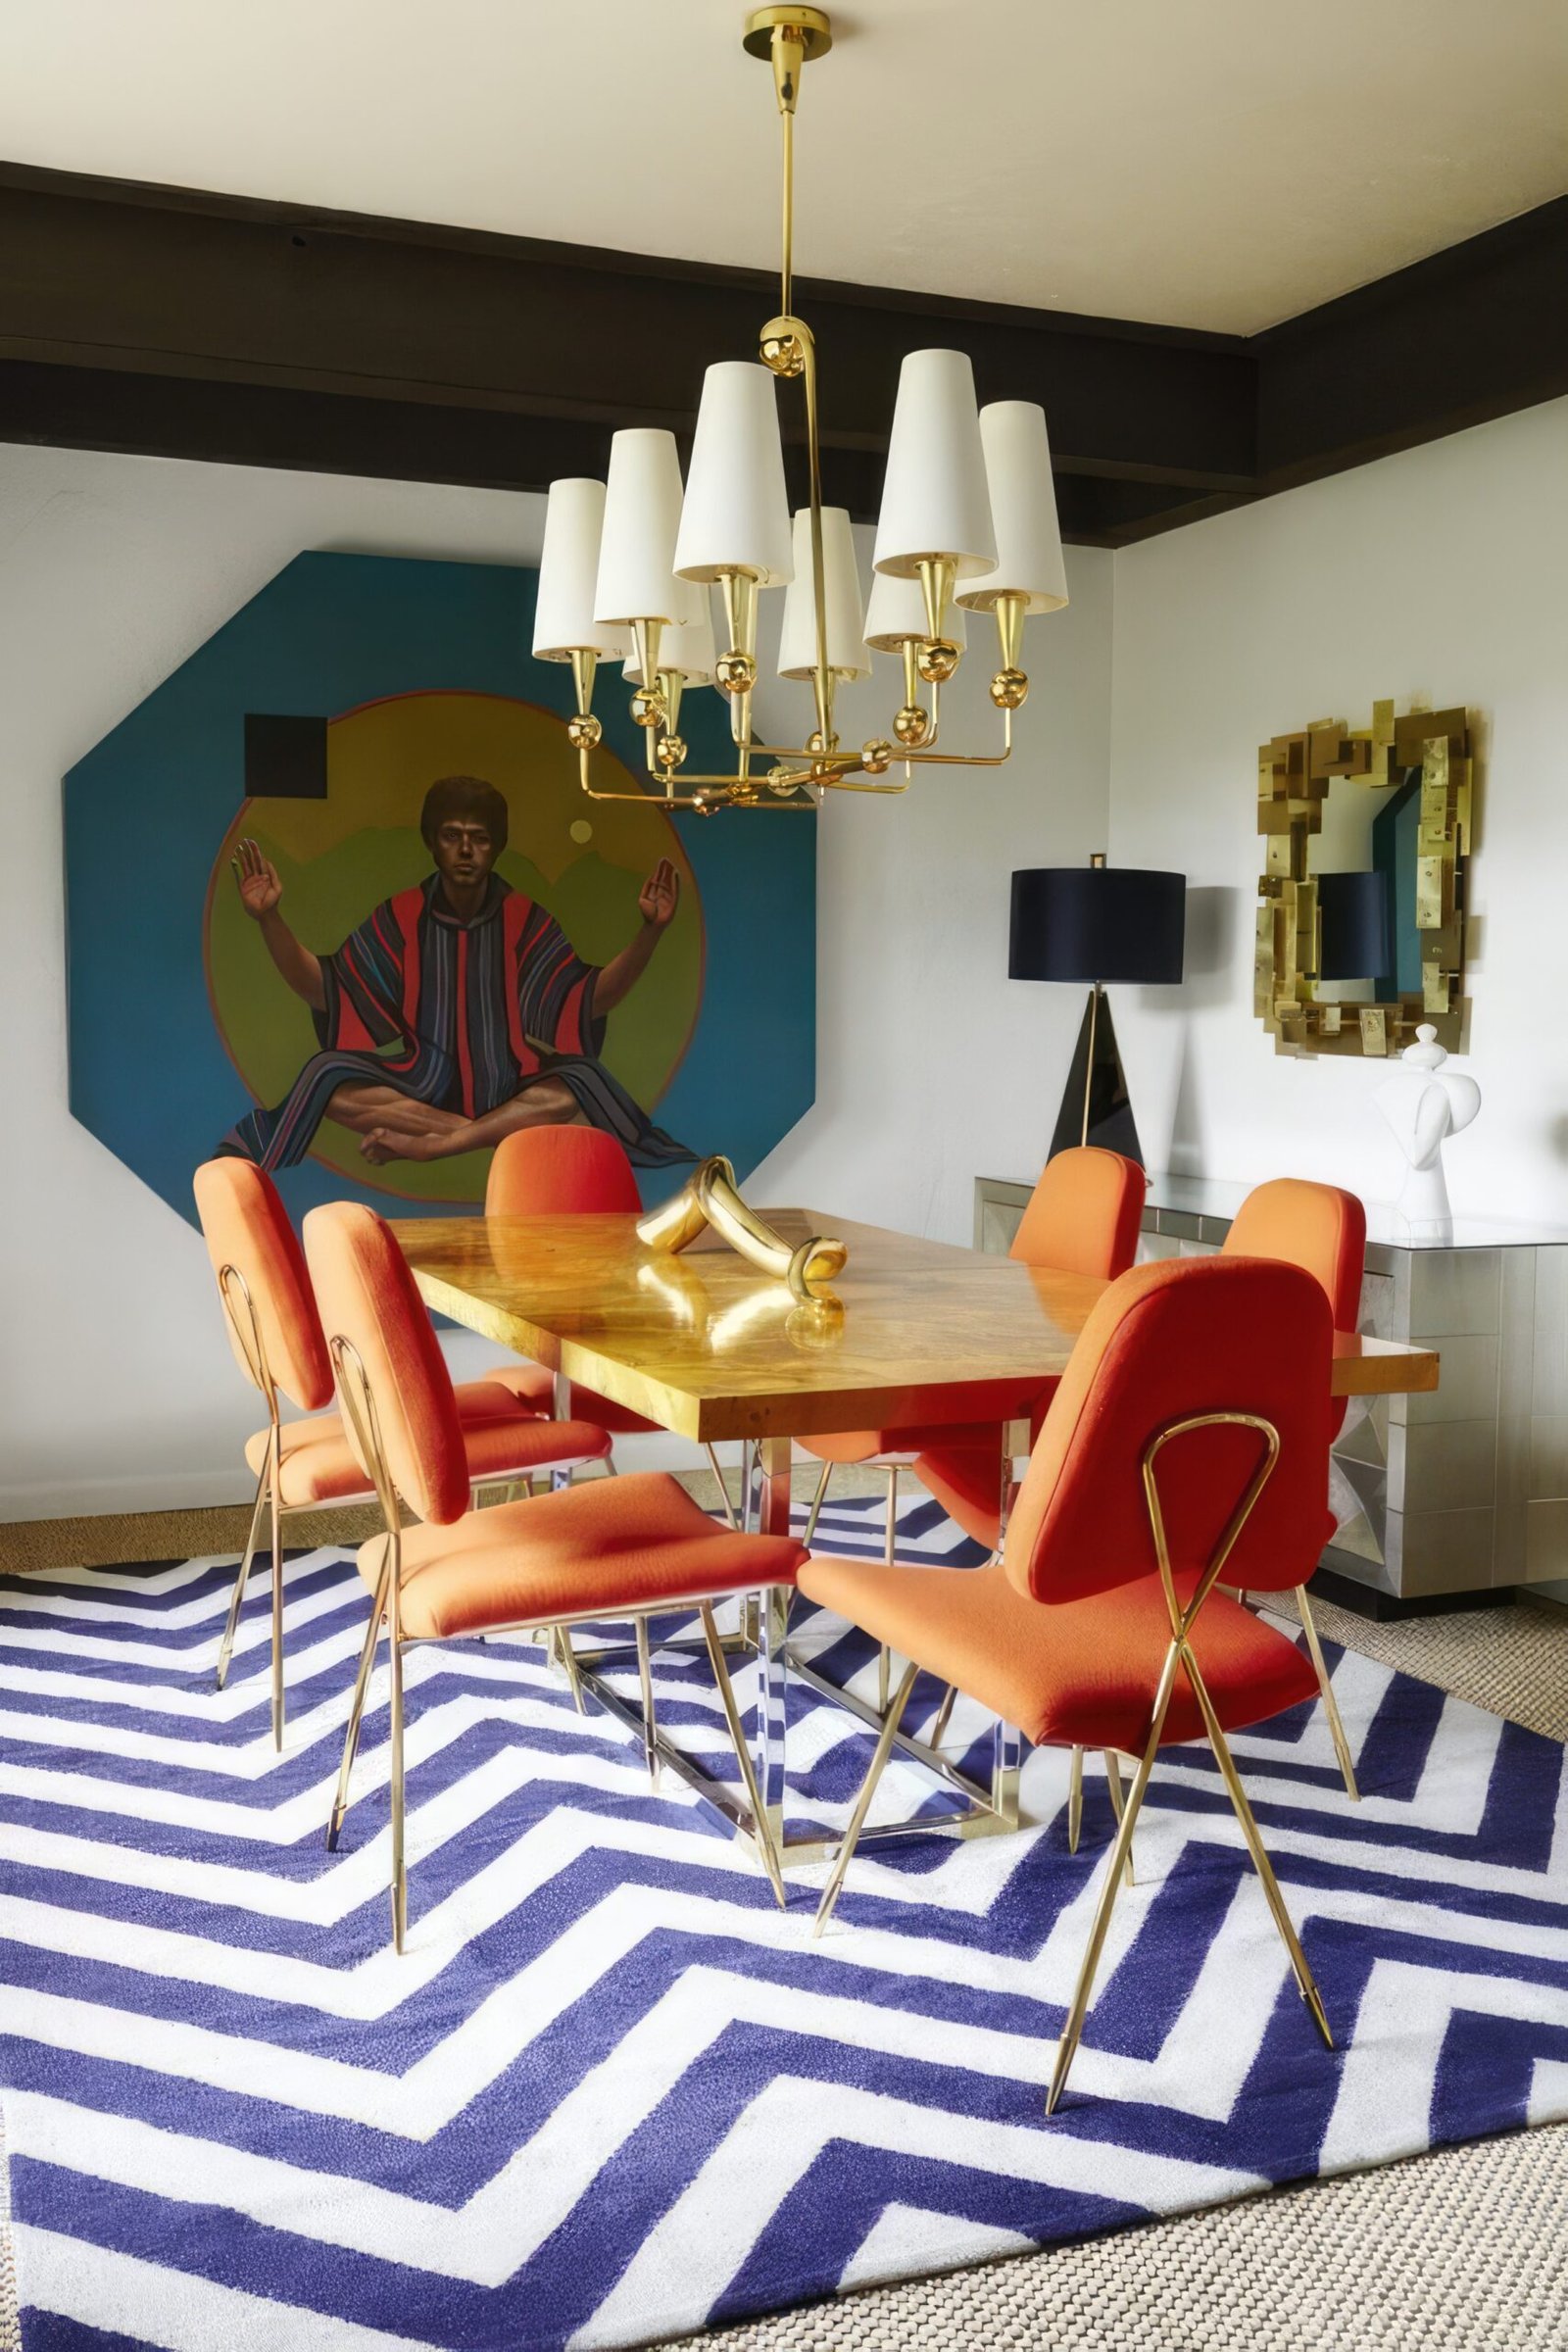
[0,447,1111,1517]
[751,531,1114,1244]
[1108,395,1568,1223]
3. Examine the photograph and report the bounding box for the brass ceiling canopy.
[530,7,1068,813]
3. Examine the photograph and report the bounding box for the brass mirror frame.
[1254,698,1473,1058]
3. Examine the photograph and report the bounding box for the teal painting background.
[64,551,817,1225]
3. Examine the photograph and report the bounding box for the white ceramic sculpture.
[1375,1023,1481,1238]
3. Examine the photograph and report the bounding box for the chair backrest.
[302,1201,469,1526]
[192,1158,333,1414]
[1009,1146,1147,1281]
[485,1126,642,1217]
[1221,1178,1366,1437]
[1004,1254,1333,1606]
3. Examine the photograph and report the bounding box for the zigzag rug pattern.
[2,1488,1566,2350]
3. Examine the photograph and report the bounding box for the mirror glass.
[1305,763,1424,1005]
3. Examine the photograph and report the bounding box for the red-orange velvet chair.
[485,1126,748,1524]
[800,1252,1336,2113]
[303,1200,808,1949]
[194,1159,612,1748]
[1220,1176,1368,1799]
[796,1147,1145,1717]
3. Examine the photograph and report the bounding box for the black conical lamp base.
[1049,986,1143,1164]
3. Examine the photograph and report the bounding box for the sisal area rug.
[1,1490,1565,2350]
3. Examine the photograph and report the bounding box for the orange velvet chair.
[485,1126,747,1524]
[795,1147,1146,1711]
[800,1252,1337,2113]
[1220,1176,1368,1799]
[194,1159,612,1748]
[303,1199,808,1949]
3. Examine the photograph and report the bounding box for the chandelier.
[530,6,1067,814]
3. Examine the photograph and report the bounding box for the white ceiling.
[1,0,1564,336]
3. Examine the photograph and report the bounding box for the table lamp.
[1009,855,1186,1165]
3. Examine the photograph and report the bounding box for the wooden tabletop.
[395,1207,1441,1446]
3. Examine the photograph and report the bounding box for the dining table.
[394,1203,1442,1871]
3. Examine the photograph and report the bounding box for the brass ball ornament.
[629,687,665,730]
[860,738,894,775]
[893,703,932,748]
[916,637,961,686]
[655,733,688,771]
[565,712,602,752]
[714,651,758,698]
[990,666,1030,711]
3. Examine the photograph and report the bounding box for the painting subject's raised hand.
[638,858,681,930]
[232,837,284,920]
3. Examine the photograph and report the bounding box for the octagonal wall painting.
[65,551,816,1227]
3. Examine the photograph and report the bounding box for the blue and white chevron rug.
[2,1487,1565,2350]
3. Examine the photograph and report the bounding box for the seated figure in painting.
[220,774,693,1171]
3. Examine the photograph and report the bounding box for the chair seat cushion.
[797,1552,1319,1752]
[247,1381,612,1508]
[358,1469,808,1640]
[485,1359,660,1437]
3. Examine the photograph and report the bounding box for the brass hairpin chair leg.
[214,1460,270,1691]
[875,1465,900,1712]
[705,1444,740,1532]
[700,1601,787,1907]
[325,1547,392,1851]
[1295,1583,1360,1800]
[814,1658,921,1936]
[802,1457,833,1546]
[267,1427,285,1751]
[1047,1410,1332,2115]
[928,1681,957,1746]
[1048,1644,1180,2114]
[1066,1744,1133,1877]
[555,1624,586,1712]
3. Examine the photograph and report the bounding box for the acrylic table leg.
[753,1434,794,1846]
[551,1371,575,1492]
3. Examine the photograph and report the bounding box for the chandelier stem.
[780,101,795,318]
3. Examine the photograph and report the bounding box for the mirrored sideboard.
[975,1172,1568,1615]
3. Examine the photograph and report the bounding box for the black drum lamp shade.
[1009,859,1187,1167]
[1317,869,1394,983]
[1009,864,1187,986]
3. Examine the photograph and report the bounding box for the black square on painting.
[244,712,328,799]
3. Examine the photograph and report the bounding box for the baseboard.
[0,1429,712,1528]
[1308,1562,1517,1622]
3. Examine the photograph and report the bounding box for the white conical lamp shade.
[871,349,997,580]
[777,508,868,679]
[956,402,1068,614]
[863,568,967,653]
[532,478,629,661]
[593,429,686,626]
[623,576,717,686]
[673,361,794,587]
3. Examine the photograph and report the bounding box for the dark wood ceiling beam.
[1255,196,1568,485]
[0,358,1139,544]
[0,160,1557,546]
[0,161,1257,534]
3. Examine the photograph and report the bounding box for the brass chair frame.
[808,1407,1334,2114]
[211,1265,597,1748]
[323,1335,791,1952]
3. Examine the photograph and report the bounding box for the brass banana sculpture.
[637,1155,847,1304]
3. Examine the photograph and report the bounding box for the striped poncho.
[220,872,692,1171]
